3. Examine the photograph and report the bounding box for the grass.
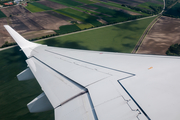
[137,2,163,10]
[48,0,83,7]
[164,2,180,17]
[0,47,54,120]
[55,8,102,26]
[76,23,94,29]
[38,16,156,53]
[55,8,95,21]
[26,3,45,12]
[31,2,53,10]
[81,4,133,23]
[100,1,149,16]
[0,10,6,18]
[75,0,96,4]
[55,24,81,34]
[72,6,99,15]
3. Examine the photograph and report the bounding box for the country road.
[131,0,166,53]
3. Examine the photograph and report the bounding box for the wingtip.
[4,24,41,57]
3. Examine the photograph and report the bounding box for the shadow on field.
[43,39,89,50]
[122,43,135,49]
[100,47,119,52]
[1,46,27,64]
[113,20,140,31]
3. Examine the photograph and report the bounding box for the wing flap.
[26,57,86,108]
[55,93,96,120]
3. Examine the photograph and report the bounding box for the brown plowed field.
[137,16,180,55]
[37,0,67,9]
[25,12,71,30]
[0,18,10,45]
[1,5,30,17]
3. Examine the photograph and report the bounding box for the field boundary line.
[36,15,157,42]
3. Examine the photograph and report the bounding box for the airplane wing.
[4,25,180,120]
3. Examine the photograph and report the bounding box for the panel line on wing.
[33,56,86,89]
[118,79,151,120]
[45,49,135,76]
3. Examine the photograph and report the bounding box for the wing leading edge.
[5,25,180,120]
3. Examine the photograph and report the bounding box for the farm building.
[4,2,13,5]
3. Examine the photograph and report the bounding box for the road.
[131,0,166,53]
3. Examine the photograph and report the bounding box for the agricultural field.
[46,11,74,21]
[137,2,163,10]
[55,8,97,21]
[1,5,30,17]
[48,0,83,7]
[0,10,6,18]
[55,24,81,34]
[37,0,67,9]
[163,2,180,17]
[0,47,54,120]
[76,23,94,29]
[38,17,156,53]
[0,18,9,46]
[0,7,72,47]
[55,8,102,27]
[81,4,135,23]
[30,2,53,10]
[97,2,143,15]
[137,16,180,55]
[74,0,96,4]
[25,3,45,12]
[105,0,163,6]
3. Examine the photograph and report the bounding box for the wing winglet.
[4,25,41,57]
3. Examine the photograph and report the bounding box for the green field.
[75,0,96,4]
[55,8,102,26]
[0,10,6,18]
[164,2,180,17]
[49,0,83,7]
[82,4,134,23]
[0,47,54,120]
[76,23,94,29]
[55,8,96,21]
[26,3,45,12]
[55,24,81,34]
[138,2,159,9]
[31,2,53,10]
[38,17,156,53]
[100,1,149,16]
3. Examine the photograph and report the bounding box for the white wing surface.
[4,25,180,120]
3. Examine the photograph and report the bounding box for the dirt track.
[137,16,180,55]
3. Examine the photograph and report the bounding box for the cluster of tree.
[166,43,180,56]
[162,13,180,18]
[29,33,59,41]
[165,0,178,9]
[122,4,162,15]
[149,5,163,14]
[0,41,16,48]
